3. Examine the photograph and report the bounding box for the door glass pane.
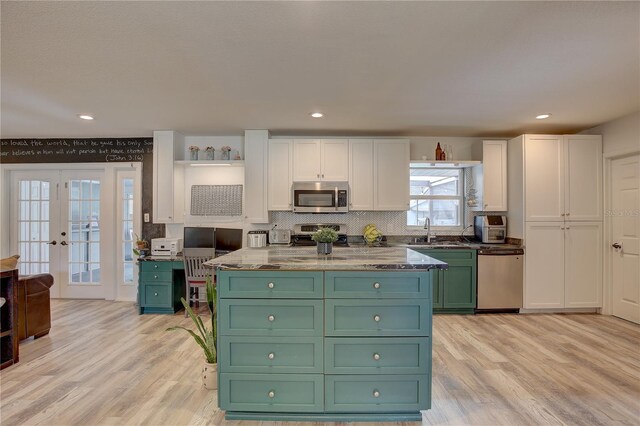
[121,178,135,284]
[68,179,100,285]
[17,180,51,275]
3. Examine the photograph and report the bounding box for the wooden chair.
[183,248,215,316]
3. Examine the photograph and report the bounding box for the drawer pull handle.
[268,390,275,398]
[373,390,380,398]
[154,264,158,269]
[373,353,380,360]
[268,352,275,360]
[154,275,158,279]
[373,314,381,322]
[267,282,275,289]
[154,292,158,296]
[373,282,381,289]
[267,314,276,322]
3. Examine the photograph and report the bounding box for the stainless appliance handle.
[335,186,339,211]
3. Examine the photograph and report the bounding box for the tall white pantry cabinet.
[507,135,603,309]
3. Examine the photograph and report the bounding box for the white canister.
[247,231,267,248]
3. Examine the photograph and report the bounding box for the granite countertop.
[204,246,448,271]
[137,255,184,261]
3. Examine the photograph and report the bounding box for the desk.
[137,257,185,314]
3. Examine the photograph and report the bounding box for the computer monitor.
[215,228,243,251]
[183,227,215,249]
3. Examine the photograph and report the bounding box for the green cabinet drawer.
[325,337,430,375]
[325,271,430,299]
[325,374,430,412]
[140,261,174,272]
[218,271,323,299]
[325,300,431,337]
[140,270,173,283]
[220,299,323,337]
[220,373,324,413]
[220,336,323,373]
[142,283,171,307]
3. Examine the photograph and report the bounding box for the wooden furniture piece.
[418,249,477,314]
[183,248,215,316]
[138,259,185,314]
[17,273,55,340]
[1,268,19,369]
[217,268,432,421]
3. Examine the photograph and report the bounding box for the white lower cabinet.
[525,221,602,309]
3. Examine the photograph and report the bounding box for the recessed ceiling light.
[78,114,94,120]
[310,112,324,118]
[535,113,551,120]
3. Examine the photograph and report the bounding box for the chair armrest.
[19,273,55,294]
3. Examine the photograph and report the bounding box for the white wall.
[581,111,640,155]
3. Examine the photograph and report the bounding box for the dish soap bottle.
[435,143,443,161]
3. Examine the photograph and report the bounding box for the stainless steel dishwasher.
[476,248,524,313]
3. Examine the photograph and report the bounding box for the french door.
[11,169,110,299]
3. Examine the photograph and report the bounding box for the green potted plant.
[167,276,218,389]
[311,227,339,255]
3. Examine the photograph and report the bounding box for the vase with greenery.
[167,276,218,389]
[132,234,147,256]
[311,227,339,255]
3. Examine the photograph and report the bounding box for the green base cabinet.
[421,250,477,314]
[138,261,185,314]
[217,269,432,421]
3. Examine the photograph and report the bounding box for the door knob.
[612,242,622,250]
[47,240,57,245]
[61,231,66,236]
[60,241,68,246]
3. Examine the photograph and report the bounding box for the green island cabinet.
[418,249,477,314]
[137,260,185,314]
[217,269,432,422]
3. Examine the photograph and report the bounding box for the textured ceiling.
[1,1,638,138]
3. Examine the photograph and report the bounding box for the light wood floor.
[1,300,639,425]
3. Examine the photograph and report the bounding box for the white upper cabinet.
[472,140,508,211]
[292,139,349,181]
[565,135,603,221]
[373,139,410,211]
[244,130,270,223]
[152,130,184,224]
[349,139,374,210]
[525,135,565,221]
[524,134,602,222]
[268,139,293,211]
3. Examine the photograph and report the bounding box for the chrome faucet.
[424,217,432,243]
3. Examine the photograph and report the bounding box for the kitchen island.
[205,246,446,422]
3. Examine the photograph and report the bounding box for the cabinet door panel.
[152,131,176,223]
[220,373,324,412]
[220,299,323,336]
[325,374,430,412]
[349,139,374,210]
[565,222,602,307]
[442,265,476,308]
[293,140,321,181]
[431,270,443,308]
[566,135,602,221]
[482,140,508,211]
[325,337,430,375]
[321,139,349,181]
[373,139,410,210]
[268,139,293,210]
[525,222,565,308]
[525,136,565,221]
[325,299,430,337]
[220,336,323,373]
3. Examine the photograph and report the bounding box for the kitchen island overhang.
[205,246,446,422]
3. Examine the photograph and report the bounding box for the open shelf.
[175,160,245,167]
[410,160,481,168]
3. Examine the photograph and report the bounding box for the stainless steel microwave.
[292,182,349,213]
